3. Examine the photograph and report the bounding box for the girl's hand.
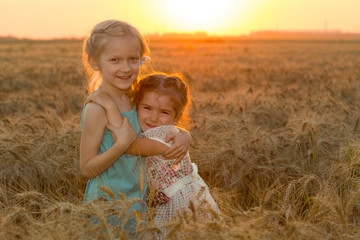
[85,90,117,112]
[105,118,137,147]
[162,129,191,163]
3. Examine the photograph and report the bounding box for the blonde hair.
[82,20,150,97]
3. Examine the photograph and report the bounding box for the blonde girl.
[87,73,220,239]
[80,20,190,234]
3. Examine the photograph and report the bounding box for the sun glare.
[162,0,242,34]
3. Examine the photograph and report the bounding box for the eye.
[161,111,170,115]
[142,106,151,110]
[110,58,119,63]
[130,57,140,63]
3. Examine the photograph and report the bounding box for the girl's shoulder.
[83,102,107,119]
[81,103,107,129]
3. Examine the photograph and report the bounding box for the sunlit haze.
[1,0,359,39]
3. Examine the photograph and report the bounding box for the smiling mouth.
[145,123,157,128]
[117,75,132,80]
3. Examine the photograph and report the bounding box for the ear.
[140,56,150,66]
[88,56,99,71]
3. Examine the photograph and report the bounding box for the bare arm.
[85,90,124,127]
[126,138,169,156]
[79,103,136,179]
[90,92,190,160]
[87,90,191,161]
[89,98,169,157]
[103,104,124,127]
[162,128,191,162]
[105,123,169,156]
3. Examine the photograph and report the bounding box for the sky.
[0,0,359,39]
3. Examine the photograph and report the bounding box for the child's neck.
[100,86,133,113]
[113,95,133,113]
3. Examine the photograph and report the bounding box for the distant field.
[1,38,360,239]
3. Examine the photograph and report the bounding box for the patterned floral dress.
[141,125,220,239]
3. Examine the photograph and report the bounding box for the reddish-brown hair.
[135,73,190,127]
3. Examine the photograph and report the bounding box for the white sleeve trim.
[147,137,172,147]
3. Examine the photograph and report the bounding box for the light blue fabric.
[81,105,147,234]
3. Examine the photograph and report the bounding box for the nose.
[120,60,131,73]
[150,112,158,122]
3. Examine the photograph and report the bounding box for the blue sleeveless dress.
[81,106,146,231]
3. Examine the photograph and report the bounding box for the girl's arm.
[87,92,168,156]
[79,103,136,179]
[88,91,190,160]
[85,90,123,127]
[162,128,191,161]
[106,123,169,156]
[106,121,188,164]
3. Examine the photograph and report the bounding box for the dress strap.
[162,163,209,198]
[163,174,193,198]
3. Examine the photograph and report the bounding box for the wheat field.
[1,38,360,239]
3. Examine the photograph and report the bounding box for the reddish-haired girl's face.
[137,91,177,131]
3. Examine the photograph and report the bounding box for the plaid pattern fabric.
[142,125,220,239]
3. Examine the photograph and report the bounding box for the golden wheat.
[1,38,360,239]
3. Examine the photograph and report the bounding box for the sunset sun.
[161,0,243,33]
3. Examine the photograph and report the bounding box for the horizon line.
[1,29,360,41]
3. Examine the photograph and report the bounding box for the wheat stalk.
[147,183,156,208]
[99,186,115,200]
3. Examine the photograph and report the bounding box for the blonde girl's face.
[91,35,141,93]
[137,91,178,132]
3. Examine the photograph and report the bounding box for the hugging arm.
[85,90,123,128]
[106,124,170,156]
[162,128,191,162]
[79,103,136,179]
[88,92,171,156]
[87,91,189,160]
